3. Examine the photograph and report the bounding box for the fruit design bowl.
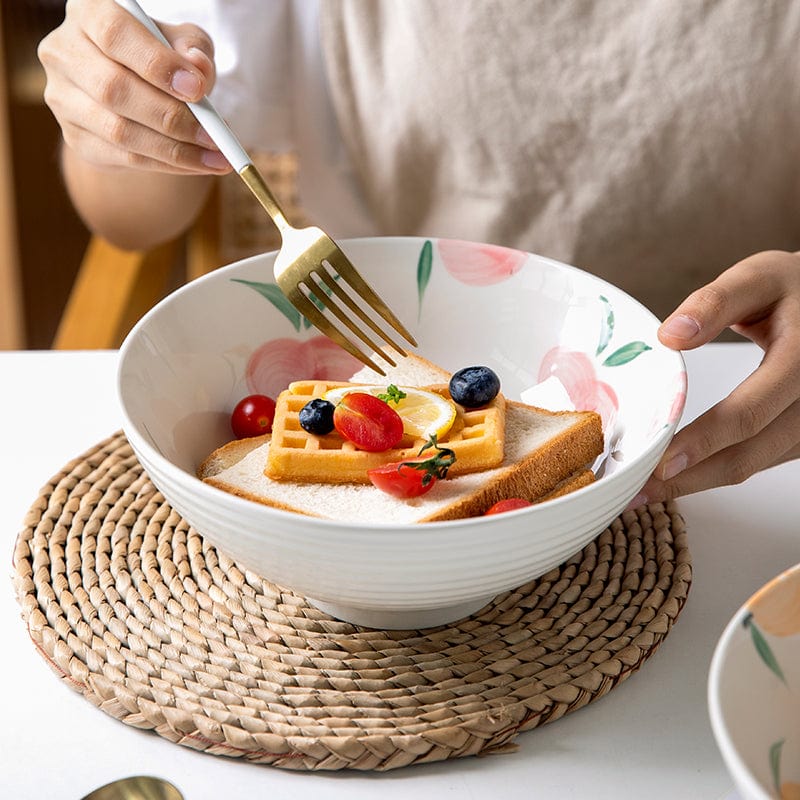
[709,562,800,800]
[118,237,686,629]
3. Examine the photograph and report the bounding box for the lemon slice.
[323,385,457,440]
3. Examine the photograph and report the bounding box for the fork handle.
[115,0,251,173]
[238,165,292,233]
[116,0,292,232]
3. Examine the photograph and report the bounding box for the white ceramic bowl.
[118,236,686,629]
[709,563,800,800]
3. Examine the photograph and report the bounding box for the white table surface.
[2,344,796,800]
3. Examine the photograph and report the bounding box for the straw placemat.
[12,432,691,771]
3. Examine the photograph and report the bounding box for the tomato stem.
[402,435,456,486]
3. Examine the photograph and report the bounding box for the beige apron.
[320,0,800,319]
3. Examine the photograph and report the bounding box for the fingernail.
[661,314,701,341]
[171,69,202,100]
[201,149,230,170]
[626,492,648,511]
[661,452,688,481]
[187,46,210,61]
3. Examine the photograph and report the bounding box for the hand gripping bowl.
[118,237,687,629]
[709,562,800,800]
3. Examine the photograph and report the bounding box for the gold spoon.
[80,776,183,800]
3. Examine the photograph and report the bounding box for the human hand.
[634,249,800,505]
[38,0,230,175]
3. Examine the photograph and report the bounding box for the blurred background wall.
[1,1,89,350]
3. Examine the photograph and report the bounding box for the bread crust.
[417,405,602,521]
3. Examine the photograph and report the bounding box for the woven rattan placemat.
[12,432,691,771]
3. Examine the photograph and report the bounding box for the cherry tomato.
[231,394,276,439]
[333,392,404,451]
[484,498,532,515]
[368,459,438,499]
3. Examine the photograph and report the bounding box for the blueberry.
[299,398,336,435]
[449,366,501,408]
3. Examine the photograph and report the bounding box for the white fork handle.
[115,0,251,173]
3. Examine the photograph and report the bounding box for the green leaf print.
[744,613,786,684]
[232,279,302,331]
[596,295,615,356]
[417,240,433,318]
[602,341,652,367]
[770,739,785,796]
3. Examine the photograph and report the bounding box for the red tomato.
[333,392,404,451]
[368,460,438,499]
[484,498,532,515]
[231,394,276,439]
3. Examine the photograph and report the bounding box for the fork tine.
[312,266,410,358]
[285,286,390,375]
[301,276,401,367]
[325,248,418,347]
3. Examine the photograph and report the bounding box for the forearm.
[61,142,214,251]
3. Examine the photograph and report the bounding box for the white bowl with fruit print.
[709,562,800,800]
[118,237,686,629]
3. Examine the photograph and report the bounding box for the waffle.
[265,380,506,484]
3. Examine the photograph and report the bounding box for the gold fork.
[118,0,417,374]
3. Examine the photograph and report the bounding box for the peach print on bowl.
[246,336,361,399]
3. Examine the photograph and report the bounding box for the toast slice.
[198,355,604,523]
[198,403,602,524]
[265,380,505,483]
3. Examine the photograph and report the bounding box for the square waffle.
[265,380,506,484]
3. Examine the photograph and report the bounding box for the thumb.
[657,289,721,352]
[657,251,789,351]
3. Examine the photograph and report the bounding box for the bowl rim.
[707,561,800,800]
[117,236,686,532]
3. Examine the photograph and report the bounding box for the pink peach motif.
[538,346,619,433]
[437,239,527,286]
[646,370,688,438]
[667,371,687,425]
[246,336,362,398]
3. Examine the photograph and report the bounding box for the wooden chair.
[0,9,25,349]
[53,151,307,350]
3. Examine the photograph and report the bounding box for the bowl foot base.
[306,595,496,630]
